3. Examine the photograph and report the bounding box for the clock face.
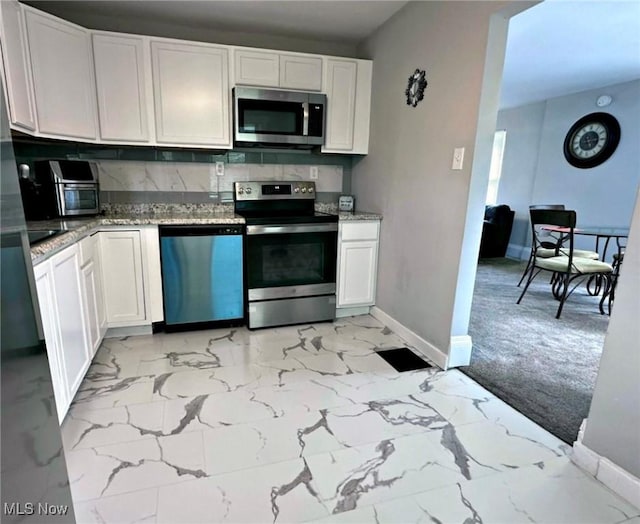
[563,112,620,168]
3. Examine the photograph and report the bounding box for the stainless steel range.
[234,181,338,329]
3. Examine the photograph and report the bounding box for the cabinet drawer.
[341,221,379,241]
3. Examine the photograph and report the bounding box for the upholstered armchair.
[479,204,515,258]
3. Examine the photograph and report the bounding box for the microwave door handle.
[302,102,309,136]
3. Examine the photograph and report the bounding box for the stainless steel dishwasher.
[159,225,244,331]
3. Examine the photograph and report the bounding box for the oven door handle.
[246,223,338,235]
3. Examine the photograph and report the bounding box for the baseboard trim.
[572,420,640,509]
[507,243,528,261]
[336,306,371,318]
[370,306,448,369]
[105,325,153,338]
[448,335,472,368]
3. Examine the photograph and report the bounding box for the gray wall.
[352,1,513,354]
[497,79,640,257]
[583,189,640,478]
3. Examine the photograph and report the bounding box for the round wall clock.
[405,69,427,107]
[563,112,620,168]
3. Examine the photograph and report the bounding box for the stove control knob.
[246,187,252,194]
[237,187,244,194]
[308,186,314,193]
[294,187,300,193]
[301,187,307,193]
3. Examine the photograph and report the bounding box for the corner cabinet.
[0,0,37,132]
[33,244,92,423]
[23,6,98,140]
[337,221,380,309]
[99,226,163,328]
[151,40,231,147]
[99,230,146,325]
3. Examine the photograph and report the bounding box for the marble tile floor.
[60,315,639,523]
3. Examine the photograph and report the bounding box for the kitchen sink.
[27,229,64,246]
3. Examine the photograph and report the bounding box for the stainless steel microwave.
[233,87,326,147]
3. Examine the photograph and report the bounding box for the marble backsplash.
[96,161,343,196]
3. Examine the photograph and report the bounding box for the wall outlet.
[216,161,225,176]
[310,166,319,180]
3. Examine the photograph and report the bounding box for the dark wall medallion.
[405,69,427,108]
[563,112,621,169]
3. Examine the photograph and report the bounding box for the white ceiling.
[500,0,640,109]
[26,1,640,109]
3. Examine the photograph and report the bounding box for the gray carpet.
[462,258,609,444]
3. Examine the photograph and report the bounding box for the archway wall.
[352,1,532,366]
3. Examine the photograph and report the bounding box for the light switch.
[310,166,318,180]
[216,161,225,176]
[452,147,465,170]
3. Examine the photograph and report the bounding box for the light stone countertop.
[337,211,383,221]
[29,207,382,263]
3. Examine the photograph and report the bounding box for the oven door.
[245,223,338,300]
[56,183,99,216]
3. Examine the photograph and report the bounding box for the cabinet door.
[49,245,92,404]
[0,0,37,131]
[91,234,108,338]
[338,240,378,307]
[100,230,146,325]
[81,259,101,357]
[25,8,97,139]
[323,59,357,151]
[151,40,230,146]
[279,54,322,91]
[33,261,68,424]
[234,49,279,87]
[92,33,149,142]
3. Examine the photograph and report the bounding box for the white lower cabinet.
[33,244,92,423]
[79,233,107,356]
[337,221,380,308]
[99,230,146,326]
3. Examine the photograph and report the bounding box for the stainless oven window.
[246,231,337,289]
[63,188,97,211]
[238,99,303,136]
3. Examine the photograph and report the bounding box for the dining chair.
[516,204,599,286]
[517,209,613,319]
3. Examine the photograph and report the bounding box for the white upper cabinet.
[151,39,231,147]
[4,2,372,153]
[323,59,356,151]
[234,49,279,87]
[322,58,372,154]
[279,54,322,91]
[92,33,150,142]
[24,7,97,140]
[233,48,322,91]
[0,0,37,131]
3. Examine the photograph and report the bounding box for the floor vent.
[376,347,433,372]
